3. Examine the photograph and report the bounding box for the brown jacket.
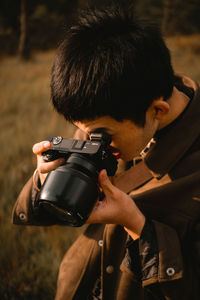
[12,75,200,300]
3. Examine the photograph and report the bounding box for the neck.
[158,87,190,130]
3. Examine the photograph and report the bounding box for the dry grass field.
[0,35,200,299]
[0,51,83,299]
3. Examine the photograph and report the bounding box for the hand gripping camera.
[37,133,118,226]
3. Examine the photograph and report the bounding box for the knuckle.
[32,141,47,154]
[32,143,38,154]
[37,165,43,173]
[38,161,56,174]
[33,143,42,154]
[55,159,63,166]
[108,189,116,198]
[49,161,60,170]
[38,165,46,174]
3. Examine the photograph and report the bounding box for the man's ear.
[151,99,170,120]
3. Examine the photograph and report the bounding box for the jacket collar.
[144,75,200,178]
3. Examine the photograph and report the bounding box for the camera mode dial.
[52,136,63,145]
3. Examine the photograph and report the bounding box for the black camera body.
[37,133,118,226]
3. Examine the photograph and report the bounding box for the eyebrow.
[89,127,110,134]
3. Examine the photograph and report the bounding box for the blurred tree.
[28,0,79,50]
[18,0,30,60]
[134,0,163,25]
[162,0,200,35]
[0,0,200,57]
[79,0,134,9]
[0,0,20,55]
[162,0,176,35]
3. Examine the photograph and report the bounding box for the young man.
[13,6,200,300]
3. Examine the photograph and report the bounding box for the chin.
[121,155,132,162]
[123,153,139,162]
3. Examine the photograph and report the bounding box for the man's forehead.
[74,117,117,133]
[76,125,110,136]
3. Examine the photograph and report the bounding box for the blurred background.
[0,0,200,299]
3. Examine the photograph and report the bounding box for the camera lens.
[38,133,117,226]
[39,153,100,226]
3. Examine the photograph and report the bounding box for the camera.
[36,132,118,226]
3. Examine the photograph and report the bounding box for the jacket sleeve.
[124,218,183,283]
[122,171,200,299]
[12,129,88,226]
[124,219,158,282]
[122,218,200,299]
[12,176,36,225]
[143,219,183,286]
[12,174,63,226]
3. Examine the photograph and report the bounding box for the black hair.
[51,6,174,126]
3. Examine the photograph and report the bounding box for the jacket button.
[98,240,103,247]
[166,267,175,276]
[19,212,26,221]
[106,265,114,274]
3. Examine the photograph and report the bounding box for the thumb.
[98,169,115,195]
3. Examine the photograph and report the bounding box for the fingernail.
[44,142,50,148]
[102,169,107,179]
